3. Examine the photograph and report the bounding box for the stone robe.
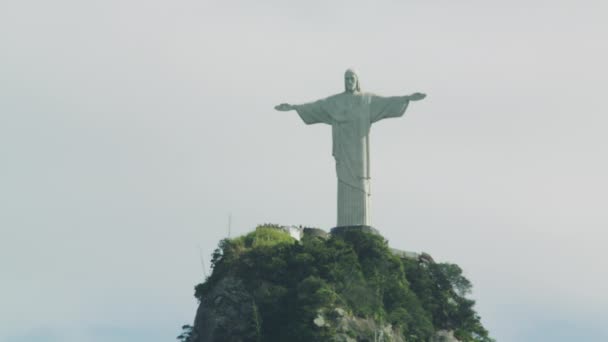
[296,92,409,227]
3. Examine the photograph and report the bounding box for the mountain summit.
[179,225,492,342]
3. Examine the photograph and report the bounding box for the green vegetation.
[192,224,493,342]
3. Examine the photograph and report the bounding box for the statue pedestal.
[330,225,381,237]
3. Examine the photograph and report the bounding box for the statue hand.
[408,93,426,101]
[274,103,295,111]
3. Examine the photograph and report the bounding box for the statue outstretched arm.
[274,103,297,111]
[370,92,426,123]
[275,99,332,125]
[404,92,427,101]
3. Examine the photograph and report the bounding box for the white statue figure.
[275,69,426,227]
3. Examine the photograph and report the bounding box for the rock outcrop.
[193,276,260,342]
[313,307,405,342]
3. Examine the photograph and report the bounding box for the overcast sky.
[2,1,607,341]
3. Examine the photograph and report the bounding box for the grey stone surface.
[275,69,426,228]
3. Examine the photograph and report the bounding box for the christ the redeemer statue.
[275,69,426,228]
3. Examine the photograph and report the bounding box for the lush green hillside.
[181,225,492,342]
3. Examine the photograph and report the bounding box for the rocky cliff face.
[193,278,407,342]
[191,277,458,342]
[193,276,260,342]
[183,225,492,342]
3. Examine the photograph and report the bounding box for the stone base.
[330,225,381,237]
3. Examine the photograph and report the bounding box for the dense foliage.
[191,225,492,342]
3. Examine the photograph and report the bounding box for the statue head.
[344,68,361,93]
